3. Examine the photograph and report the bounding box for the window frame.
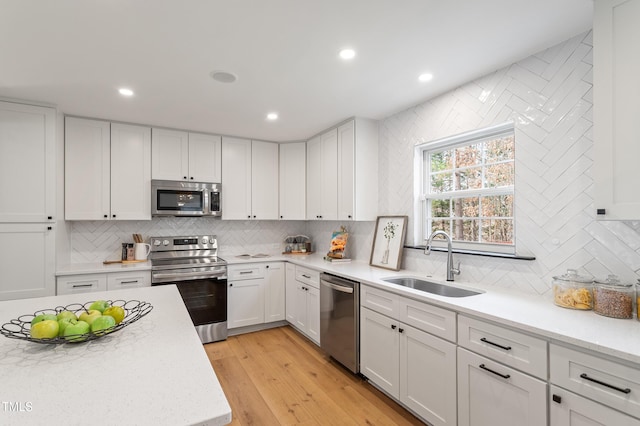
[413,122,516,255]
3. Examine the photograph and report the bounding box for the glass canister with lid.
[552,269,594,310]
[593,275,634,319]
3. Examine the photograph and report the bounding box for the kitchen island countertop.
[0,285,231,426]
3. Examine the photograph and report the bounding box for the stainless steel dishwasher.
[320,273,360,374]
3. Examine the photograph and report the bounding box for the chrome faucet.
[424,230,461,281]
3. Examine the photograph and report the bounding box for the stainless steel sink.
[382,277,482,297]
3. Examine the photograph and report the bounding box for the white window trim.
[414,122,516,255]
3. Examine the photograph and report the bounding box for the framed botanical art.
[369,215,408,271]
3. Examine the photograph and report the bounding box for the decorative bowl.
[0,299,153,344]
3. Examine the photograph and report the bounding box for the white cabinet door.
[222,137,252,219]
[251,140,279,220]
[285,263,296,323]
[279,142,306,220]
[457,347,547,426]
[57,273,107,296]
[306,129,337,220]
[594,0,640,219]
[337,120,355,220]
[151,128,189,181]
[106,271,151,291]
[0,224,55,300]
[188,132,221,182]
[264,262,285,322]
[110,123,151,220]
[0,102,56,223]
[360,307,400,399]
[294,282,308,331]
[228,277,265,328]
[550,385,640,426]
[65,117,111,220]
[306,284,320,344]
[400,323,457,426]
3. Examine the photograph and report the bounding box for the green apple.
[90,315,116,335]
[31,313,58,326]
[57,317,76,336]
[89,300,110,313]
[78,309,102,325]
[30,319,59,339]
[102,306,125,324]
[63,320,90,342]
[56,310,77,321]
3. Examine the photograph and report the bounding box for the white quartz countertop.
[0,285,231,426]
[56,261,152,276]
[279,253,640,366]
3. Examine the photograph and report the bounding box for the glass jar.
[593,275,634,319]
[552,269,594,310]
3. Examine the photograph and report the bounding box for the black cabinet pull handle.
[112,214,116,218]
[47,226,52,230]
[391,324,397,330]
[183,176,187,180]
[47,216,52,220]
[190,177,194,180]
[398,328,404,333]
[479,364,510,379]
[480,337,512,351]
[104,214,108,218]
[580,373,631,394]
[552,394,562,404]
[229,283,233,287]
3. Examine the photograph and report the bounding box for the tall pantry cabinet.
[0,101,57,301]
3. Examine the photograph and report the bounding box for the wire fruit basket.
[0,299,153,344]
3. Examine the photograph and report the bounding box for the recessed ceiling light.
[339,48,356,60]
[210,70,238,83]
[418,73,434,82]
[118,88,134,96]
[266,113,278,121]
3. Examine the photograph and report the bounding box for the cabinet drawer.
[361,285,399,318]
[399,296,456,343]
[106,271,150,290]
[550,343,640,418]
[458,315,547,379]
[295,266,319,289]
[228,264,265,280]
[57,274,107,295]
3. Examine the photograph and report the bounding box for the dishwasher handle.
[322,280,354,294]
[320,273,357,294]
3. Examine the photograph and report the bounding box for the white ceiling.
[0,0,593,142]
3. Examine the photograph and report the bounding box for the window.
[415,122,515,255]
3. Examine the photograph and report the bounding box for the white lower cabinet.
[457,347,547,426]
[106,271,151,291]
[360,285,457,426]
[286,265,320,344]
[550,385,640,426]
[285,263,296,323]
[228,262,285,329]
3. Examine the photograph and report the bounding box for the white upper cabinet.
[65,117,151,220]
[151,128,221,182]
[251,140,279,220]
[307,129,338,220]
[307,118,378,221]
[222,138,278,220]
[279,142,306,220]
[594,0,640,220]
[337,118,379,221]
[0,101,56,223]
[110,123,152,220]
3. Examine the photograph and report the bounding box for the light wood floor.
[205,325,424,425]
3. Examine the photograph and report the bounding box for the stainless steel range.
[150,235,227,343]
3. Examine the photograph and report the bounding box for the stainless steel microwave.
[151,180,221,217]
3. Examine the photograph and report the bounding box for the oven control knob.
[202,236,209,244]
[163,239,170,246]
[153,239,161,246]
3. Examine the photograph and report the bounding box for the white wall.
[378,30,640,295]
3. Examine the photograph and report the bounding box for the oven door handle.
[153,271,227,281]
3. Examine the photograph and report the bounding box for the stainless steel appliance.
[151,180,221,217]
[150,235,227,343]
[320,273,360,373]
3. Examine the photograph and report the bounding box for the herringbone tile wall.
[69,30,640,295]
[379,30,640,294]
